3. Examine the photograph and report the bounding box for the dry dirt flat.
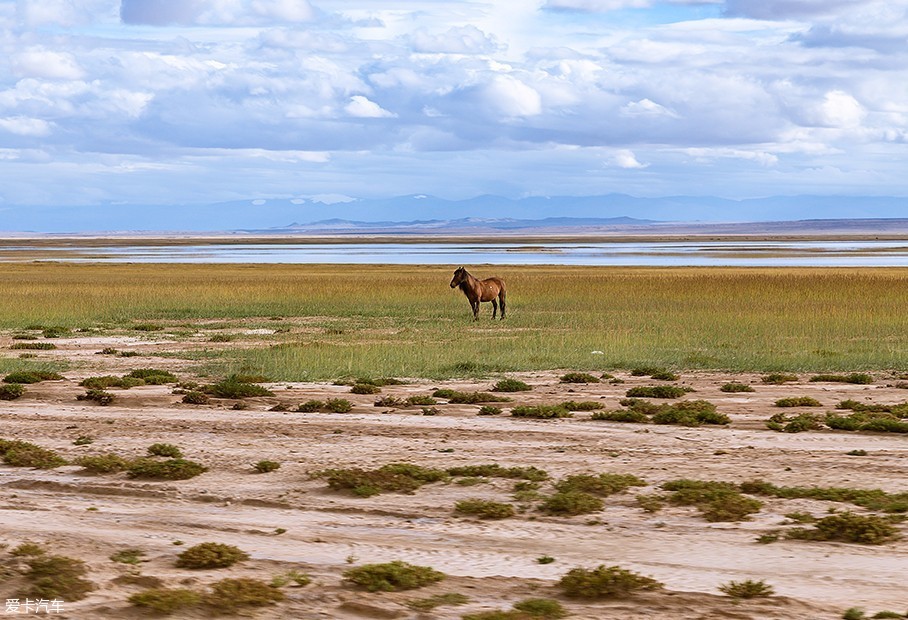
[1,333,907,619]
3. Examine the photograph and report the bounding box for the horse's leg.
[491,298,498,319]
[499,290,506,320]
[472,300,480,320]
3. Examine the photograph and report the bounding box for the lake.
[4,239,908,266]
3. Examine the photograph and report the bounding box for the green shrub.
[176,542,249,569]
[762,373,798,384]
[319,463,447,497]
[325,398,353,413]
[0,383,25,400]
[478,405,503,415]
[208,333,234,342]
[110,548,145,564]
[254,460,280,473]
[76,453,130,474]
[205,578,284,612]
[560,400,603,411]
[555,473,647,497]
[838,400,908,417]
[448,391,511,404]
[720,382,755,393]
[297,399,324,412]
[10,342,57,350]
[786,512,900,545]
[207,378,273,398]
[625,386,687,399]
[126,368,178,383]
[847,449,868,456]
[374,395,404,407]
[843,610,867,620]
[493,378,532,392]
[352,383,381,394]
[511,405,572,419]
[446,464,548,481]
[343,560,445,592]
[11,542,45,557]
[650,370,679,381]
[77,389,114,405]
[619,398,661,414]
[25,555,94,601]
[181,391,209,404]
[739,479,908,514]
[540,491,604,515]
[826,412,908,433]
[127,458,207,480]
[512,598,568,619]
[636,494,665,513]
[810,373,873,384]
[775,396,822,407]
[560,372,600,383]
[662,479,762,522]
[406,395,437,406]
[1,441,67,469]
[558,565,662,598]
[148,443,183,458]
[455,499,515,519]
[651,400,729,427]
[630,366,661,376]
[591,409,650,423]
[3,371,63,384]
[80,376,129,389]
[718,579,775,599]
[406,592,469,611]
[766,412,825,433]
[128,587,201,614]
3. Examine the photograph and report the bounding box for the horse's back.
[480,276,505,301]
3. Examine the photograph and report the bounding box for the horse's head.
[450,266,466,288]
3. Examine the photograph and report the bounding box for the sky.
[1,0,908,217]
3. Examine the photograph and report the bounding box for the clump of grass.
[775,396,822,407]
[296,399,324,412]
[540,491,604,515]
[810,373,873,384]
[182,391,210,404]
[625,385,688,399]
[847,449,868,456]
[554,473,647,497]
[325,398,353,412]
[786,512,901,545]
[636,494,666,513]
[421,406,440,415]
[511,405,572,419]
[77,388,114,405]
[650,370,680,381]
[406,592,469,612]
[128,587,201,614]
[766,412,825,433]
[493,378,532,392]
[739,479,908,514]
[75,453,130,474]
[446,464,548,481]
[826,412,908,433]
[176,542,249,569]
[630,366,662,376]
[761,373,798,384]
[318,462,447,497]
[110,548,145,564]
[3,371,63,384]
[537,555,556,564]
[756,532,781,544]
[206,376,273,398]
[560,400,603,411]
[352,383,381,394]
[254,460,280,473]
[433,390,511,404]
[0,383,25,400]
[591,409,650,423]
[10,342,57,350]
[478,405,502,415]
[80,375,142,389]
[720,382,755,393]
[343,560,445,592]
[560,372,600,384]
[719,579,775,599]
[837,400,908,417]
[126,368,178,384]
[374,395,404,407]
[25,555,94,601]
[126,458,207,480]
[148,443,183,458]
[208,333,234,343]
[454,499,516,519]
[406,395,437,406]
[72,435,94,446]
[558,565,662,599]
[205,577,284,613]
[270,570,310,587]
[662,479,762,522]
[132,323,163,332]
[11,542,45,557]
[651,400,729,427]
[0,440,67,469]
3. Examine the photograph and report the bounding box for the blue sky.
[1,0,908,216]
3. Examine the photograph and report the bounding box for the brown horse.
[450,266,506,320]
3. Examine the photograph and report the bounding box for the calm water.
[7,240,908,266]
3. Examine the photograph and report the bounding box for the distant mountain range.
[1,193,907,233]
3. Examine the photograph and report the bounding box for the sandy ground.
[1,331,907,619]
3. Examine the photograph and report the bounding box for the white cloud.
[611,149,649,169]
[345,95,395,118]
[484,75,542,117]
[410,25,499,54]
[819,90,866,128]
[621,98,678,118]
[0,116,53,136]
[12,49,84,80]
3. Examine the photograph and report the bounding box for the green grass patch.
[786,512,900,545]
[317,463,447,497]
[540,491,604,515]
[126,458,207,480]
[493,378,532,392]
[766,412,824,433]
[662,479,762,522]
[558,565,662,599]
[719,579,775,599]
[406,592,470,612]
[175,542,249,569]
[129,588,201,614]
[2,371,63,384]
[0,383,24,400]
[651,400,729,427]
[25,555,94,601]
[75,453,130,474]
[809,373,874,384]
[446,463,548,481]
[454,499,515,519]
[720,382,755,393]
[343,560,444,592]
[205,578,284,613]
[560,400,603,411]
[554,473,647,497]
[739,479,908,514]
[511,405,572,419]
[775,396,822,407]
[0,439,67,468]
[625,385,688,398]
[761,373,799,384]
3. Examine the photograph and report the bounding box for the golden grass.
[2,263,907,378]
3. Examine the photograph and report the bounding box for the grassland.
[1,263,907,379]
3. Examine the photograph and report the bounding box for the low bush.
[720,382,755,393]
[739,479,908,514]
[148,443,183,458]
[662,479,762,522]
[810,373,873,384]
[319,463,447,497]
[126,368,178,384]
[77,389,114,405]
[10,343,56,350]
[560,400,603,411]
[352,383,381,394]
[176,542,249,569]
[478,405,503,415]
[0,440,67,469]
[630,366,661,376]
[406,395,437,406]
[512,598,567,619]
[3,371,63,384]
[324,398,353,412]
[406,592,469,612]
[786,512,900,545]
[511,405,572,419]
[718,579,775,599]
[254,460,280,473]
[76,453,130,474]
[555,473,647,497]
[650,370,680,381]
[374,395,404,407]
[25,555,94,601]
[181,391,209,405]
[126,458,207,480]
[454,499,515,519]
[343,560,445,592]
[775,396,822,407]
[446,464,548,481]
[761,373,798,384]
[766,412,825,433]
[205,578,284,612]
[558,565,662,599]
[297,399,324,412]
[560,372,600,384]
[540,491,604,515]
[651,400,729,427]
[0,383,25,400]
[110,549,145,564]
[206,377,273,398]
[837,400,908,417]
[625,386,688,399]
[826,412,908,434]
[493,378,532,392]
[446,391,511,404]
[591,409,650,423]
[128,587,201,614]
